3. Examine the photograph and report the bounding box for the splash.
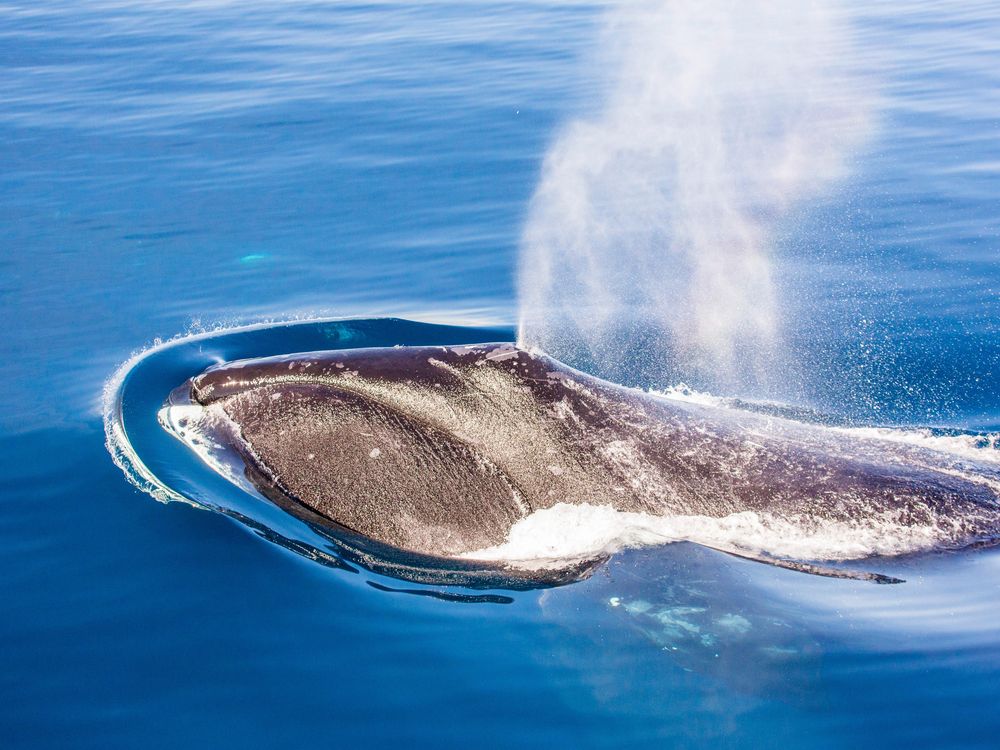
[517,0,873,392]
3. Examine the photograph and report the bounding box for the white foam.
[649,383,729,408]
[651,383,1000,474]
[462,502,963,569]
[832,426,1000,464]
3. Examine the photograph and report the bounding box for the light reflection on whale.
[160,342,1000,585]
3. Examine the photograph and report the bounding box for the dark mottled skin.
[185,343,1000,566]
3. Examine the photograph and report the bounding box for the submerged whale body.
[163,343,1000,584]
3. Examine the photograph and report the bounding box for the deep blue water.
[2,1,1000,748]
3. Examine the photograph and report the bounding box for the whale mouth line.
[149,340,1000,587]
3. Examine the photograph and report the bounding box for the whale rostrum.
[163,343,1000,583]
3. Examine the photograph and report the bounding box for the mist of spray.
[517,0,873,393]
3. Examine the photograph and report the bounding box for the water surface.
[2,1,1000,747]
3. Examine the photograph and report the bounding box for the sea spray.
[517,0,874,393]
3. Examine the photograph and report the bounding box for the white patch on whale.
[461,502,966,570]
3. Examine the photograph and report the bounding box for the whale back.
[177,343,1000,567]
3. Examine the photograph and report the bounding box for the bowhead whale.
[162,343,1000,583]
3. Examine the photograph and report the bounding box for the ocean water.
[2,1,1000,748]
